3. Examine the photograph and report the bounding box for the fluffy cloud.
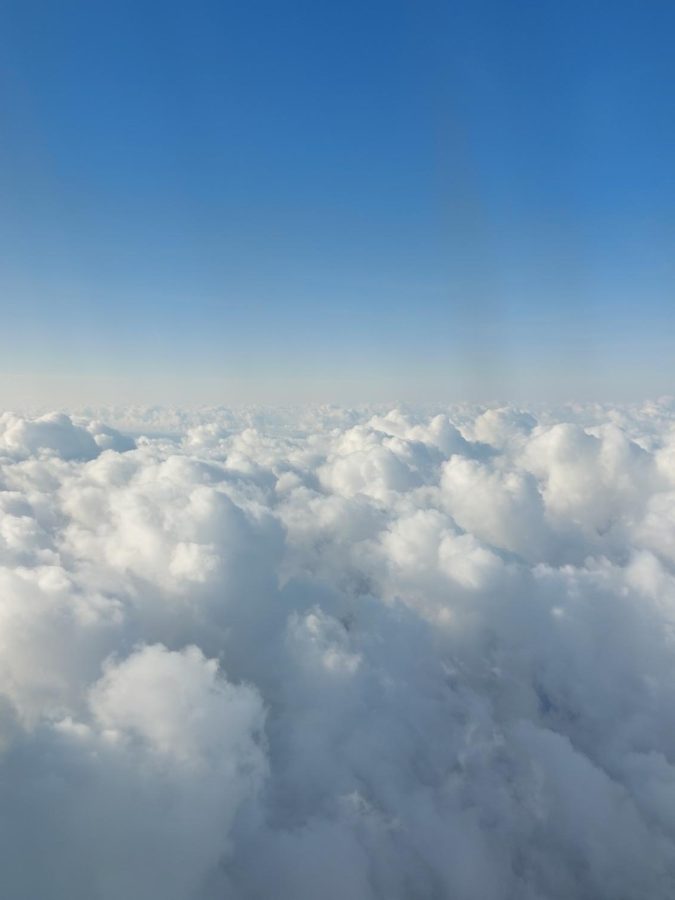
[1,403,675,898]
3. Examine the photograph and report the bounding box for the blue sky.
[1,0,674,404]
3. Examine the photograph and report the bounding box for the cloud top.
[1,402,675,898]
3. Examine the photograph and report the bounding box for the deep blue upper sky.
[1,0,674,403]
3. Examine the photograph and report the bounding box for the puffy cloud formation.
[2,402,675,897]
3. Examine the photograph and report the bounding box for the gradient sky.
[1,0,675,405]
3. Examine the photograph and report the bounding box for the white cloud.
[1,404,675,897]
[0,412,132,461]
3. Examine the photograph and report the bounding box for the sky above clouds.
[2,399,675,897]
[1,0,675,403]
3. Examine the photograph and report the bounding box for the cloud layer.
[2,402,675,898]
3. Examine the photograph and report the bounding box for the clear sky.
[1,0,675,405]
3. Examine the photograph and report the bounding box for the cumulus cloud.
[1,403,675,897]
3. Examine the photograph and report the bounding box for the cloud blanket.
[1,401,675,898]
